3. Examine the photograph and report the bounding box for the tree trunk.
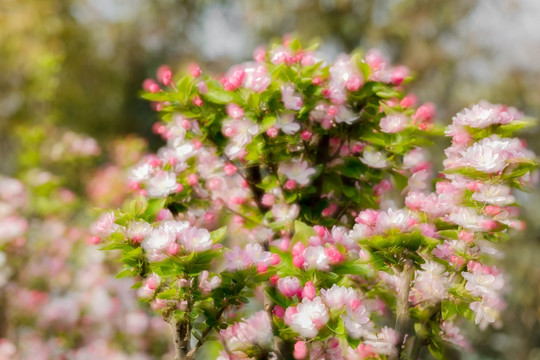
[171,316,190,360]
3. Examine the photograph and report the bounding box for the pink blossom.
[379,114,409,133]
[226,104,245,120]
[289,297,329,338]
[301,281,316,300]
[243,64,271,93]
[221,67,245,91]
[277,276,301,297]
[321,285,358,309]
[279,159,316,186]
[281,84,303,110]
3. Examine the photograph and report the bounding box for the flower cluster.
[97,38,537,360]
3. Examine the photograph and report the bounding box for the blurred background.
[1,0,540,358]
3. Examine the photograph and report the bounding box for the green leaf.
[210,226,227,243]
[392,171,408,191]
[438,230,459,239]
[360,132,388,147]
[261,115,277,131]
[339,157,368,179]
[495,120,532,136]
[142,198,166,221]
[332,262,372,278]
[129,197,148,215]
[157,288,178,300]
[290,221,317,244]
[116,267,134,279]
[140,91,170,102]
[441,300,458,320]
[100,242,131,251]
[205,89,238,104]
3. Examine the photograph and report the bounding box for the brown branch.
[185,300,230,359]
[170,316,190,360]
[391,259,414,360]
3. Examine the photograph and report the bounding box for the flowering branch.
[94,38,538,360]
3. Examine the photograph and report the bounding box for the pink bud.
[400,94,417,108]
[89,235,101,245]
[325,245,344,264]
[479,219,497,231]
[284,179,296,190]
[187,174,199,186]
[156,209,173,221]
[509,220,526,231]
[301,281,316,300]
[180,119,191,130]
[166,242,180,255]
[188,63,202,77]
[450,255,465,267]
[157,65,173,86]
[197,81,208,94]
[485,205,503,216]
[352,142,365,153]
[313,225,327,238]
[149,157,162,167]
[175,184,184,193]
[192,139,203,149]
[458,230,474,243]
[261,194,275,207]
[270,275,279,286]
[151,102,163,112]
[273,305,285,318]
[147,277,159,290]
[349,298,361,311]
[128,181,141,191]
[390,66,409,86]
[269,253,281,265]
[413,103,436,123]
[466,181,482,192]
[152,122,166,135]
[279,238,290,251]
[346,75,362,91]
[208,178,222,191]
[192,96,203,107]
[292,255,305,268]
[266,126,278,138]
[312,76,322,85]
[226,103,245,120]
[292,242,305,256]
[327,106,338,116]
[293,341,308,360]
[253,46,266,63]
[233,215,244,224]
[301,130,312,141]
[257,262,268,273]
[230,196,246,205]
[224,164,237,176]
[205,212,215,222]
[143,79,160,93]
